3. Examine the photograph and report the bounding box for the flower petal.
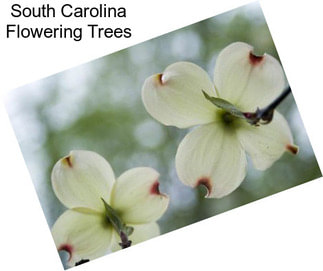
[51,209,113,267]
[110,222,160,252]
[214,42,286,111]
[142,61,217,128]
[175,123,247,198]
[237,111,297,170]
[51,150,115,212]
[111,167,169,224]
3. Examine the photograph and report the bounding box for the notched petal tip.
[154,73,165,85]
[249,51,265,65]
[61,155,73,168]
[150,180,167,197]
[286,144,299,155]
[58,244,73,261]
[196,177,212,198]
[150,180,160,195]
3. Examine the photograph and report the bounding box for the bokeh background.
[5,2,321,268]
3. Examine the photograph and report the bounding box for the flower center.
[216,109,241,129]
[222,111,235,124]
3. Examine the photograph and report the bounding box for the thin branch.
[243,86,292,125]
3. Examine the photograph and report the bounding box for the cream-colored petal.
[214,42,286,111]
[111,167,169,224]
[142,61,217,128]
[175,123,247,198]
[51,150,115,212]
[237,111,297,170]
[110,222,160,252]
[51,209,113,267]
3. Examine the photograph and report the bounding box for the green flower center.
[202,91,246,129]
[221,111,235,124]
[216,109,241,129]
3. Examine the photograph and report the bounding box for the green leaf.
[101,198,133,236]
[202,91,246,119]
[124,226,134,236]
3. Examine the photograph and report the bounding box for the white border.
[0,0,322,270]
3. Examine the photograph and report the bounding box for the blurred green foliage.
[6,3,321,264]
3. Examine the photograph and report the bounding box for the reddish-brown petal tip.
[155,73,164,85]
[150,180,161,195]
[196,177,212,197]
[59,244,73,261]
[62,155,73,168]
[286,144,299,155]
[249,51,264,65]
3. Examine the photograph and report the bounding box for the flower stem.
[243,86,292,125]
[101,198,133,249]
[119,231,132,249]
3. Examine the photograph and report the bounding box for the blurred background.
[5,2,321,267]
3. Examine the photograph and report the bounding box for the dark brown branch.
[243,86,292,125]
[119,231,132,249]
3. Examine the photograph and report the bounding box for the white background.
[0,0,322,270]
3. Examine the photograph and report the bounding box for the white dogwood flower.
[51,150,169,267]
[142,42,298,198]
